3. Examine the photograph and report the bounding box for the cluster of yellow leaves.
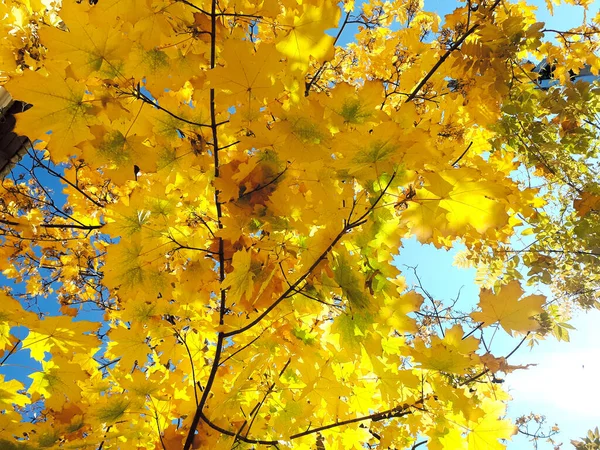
[0,0,599,449]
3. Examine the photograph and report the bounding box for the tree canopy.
[1,0,599,448]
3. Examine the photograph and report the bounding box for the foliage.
[572,427,600,450]
[0,0,599,448]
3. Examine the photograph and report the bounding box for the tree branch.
[405,0,503,103]
[223,171,397,338]
[183,1,228,447]
[0,218,104,230]
[197,397,425,445]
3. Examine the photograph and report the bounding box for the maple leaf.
[21,316,98,362]
[28,357,86,410]
[403,168,512,243]
[574,191,600,217]
[0,375,29,408]
[81,122,155,185]
[119,370,170,401]
[466,399,517,449]
[336,125,400,182]
[106,324,154,370]
[0,293,37,350]
[275,1,341,70]
[471,281,545,335]
[325,81,384,127]
[342,426,373,450]
[331,310,374,350]
[40,1,127,79]
[140,93,211,141]
[379,290,423,334]
[208,40,283,110]
[7,63,98,161]
[332,250,369,309]
[409,325,479,373]
[221,249,256,305]
[268,100,332,164]
[127,46,204,95]
[92,394,134,425]
[480,353,535,374]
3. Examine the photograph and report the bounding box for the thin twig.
[451,142,473,167]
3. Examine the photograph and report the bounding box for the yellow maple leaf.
[80,122,156,185]
[0,410,31,440]
[438,426,468,450]
[471,281,545,335]
[379,290,424,334]
[0,292,37,350]
[106,323,153,370]
[480,353,534,374]
[40,0,127,79]
[403,168,511,242]
[90,393,136,425]
[221,249,255,305]
[267,100,332,164]
[324,81,385,127]
[208,40,283,108]
[28,356,85,410]
[0,375,29,408]
[409,325,479,373]
[335,125,400,182]
[119,370,169,401]
[22,316,98,362]
[332,250,369,309]
[275,1,340,70]
[341,426,373,450]
[7,63,97,162]
[466,398,517,449]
